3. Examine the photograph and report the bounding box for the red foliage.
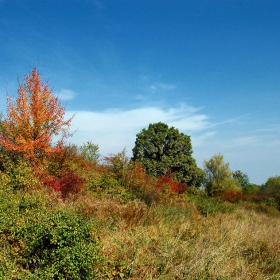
[42,170,84,199]
[125,161,155,190]
[217,190,255,202]
[104,151,157,192]
[218,190,243,202]
[0,69,73,164]
[157,175,188,194]
[170,182,188,194]
[58,171,84,199]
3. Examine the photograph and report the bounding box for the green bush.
[7,210,100,279]
[0,152,39,191]
[203,154,241,196]
[195,197,235,216]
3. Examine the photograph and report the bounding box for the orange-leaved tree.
[0,69,74,164]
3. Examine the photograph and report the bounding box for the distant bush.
[195,196,235,216]
[217,189,243,202]
[79,141,101,164]
[104,151,161,205]
[203,154,241,196]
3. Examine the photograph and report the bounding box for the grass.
[1,186,280,279]
[76,193,280,279]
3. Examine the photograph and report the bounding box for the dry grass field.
[77,195,280,279]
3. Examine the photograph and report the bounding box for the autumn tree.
[203,154,241,196]
[0,69,73,164]
[132,122,203,187]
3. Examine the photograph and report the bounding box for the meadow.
[1,165,279,279]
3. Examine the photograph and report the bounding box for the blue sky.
[0,0,279,185]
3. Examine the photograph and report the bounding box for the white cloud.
[63,105,280,185]
[66,105,209,156]
[57,89,76,101]
[206,113,254,129]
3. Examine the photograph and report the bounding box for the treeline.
[0,69,279,207]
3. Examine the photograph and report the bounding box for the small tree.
[260,176,280,198]
[0,69,73,164]
[203,154,241,196]
[232,170,250,188]
[80,141,100,164]
[265,176,280,194]
[132,122,203,187]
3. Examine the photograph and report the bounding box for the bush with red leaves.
[157,175,188,194]
[218,190,243,202]
[43,170,84,199]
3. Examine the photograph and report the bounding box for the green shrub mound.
[2,208,100,279]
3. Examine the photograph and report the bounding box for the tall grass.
[84,196,280,279]
[1,184,280,279]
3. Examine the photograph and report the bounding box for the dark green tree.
[232,170,250,188]
[132,122,203,187]
[232,170,260,195]
[260,175,280,197]
[257,176,280,210]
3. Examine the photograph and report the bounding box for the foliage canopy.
[132,122,203,187]
[203,154,241,196]
[0,69,73,163]
[232,170,250,188]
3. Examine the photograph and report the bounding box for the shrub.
[203,154,241,196]
[8,210,100,279]
[42,170,84,199]
[104,152,161,205]
[195,197,235,216]
[58,170,84,199]
[218,189,243,202]
[79,141,101,164]
[157,174,188,194]
[0,151,39,191]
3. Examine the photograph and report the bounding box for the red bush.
[219,190,243,202]
[157,175,188,194]
[42,170,84,199]
[59,171,84,199]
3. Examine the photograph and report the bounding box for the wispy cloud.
[207,113,254,129]
[66,105,209,156]
[226,133,280,149]
[192,132,216,148]
[57,89,76,101]
[253,124,280,134]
